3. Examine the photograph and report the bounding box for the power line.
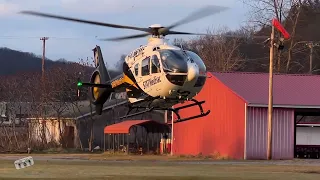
[243,46,311,62]
[0,36,98,40]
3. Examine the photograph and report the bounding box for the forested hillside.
[0,47,121,77]
[0,48,58,76]
[0,48,121,102]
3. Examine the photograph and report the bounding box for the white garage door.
[296,126,320,145]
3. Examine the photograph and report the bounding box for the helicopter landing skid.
[168,99,211,123]
[119,99,210,123]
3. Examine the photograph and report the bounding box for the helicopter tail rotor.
[91,45,114,114]
[76,46,114,114]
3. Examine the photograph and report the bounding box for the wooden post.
[118,134,120,151]
[122,133,125,152]
[127,134,129,155]
[113,134,115,153]
[164,110,168,123]
[147,132,149,153]
[104,134,105,152]
[171,108,174,156]
[267,24,275,160]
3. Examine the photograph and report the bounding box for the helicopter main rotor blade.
[101,31,208,42]
[163,5,229,32]
[100,30,269,42]
[215,34,270,39]
[166,30,270,39]
[19,11,150,33]
[165,30,209,36]
[99,33,150,41]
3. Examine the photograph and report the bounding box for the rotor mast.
[149,24,165,38]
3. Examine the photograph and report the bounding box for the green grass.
[0,152,229,161]
[1,158,320,180]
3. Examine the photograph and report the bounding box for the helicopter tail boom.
[79,82,113,89]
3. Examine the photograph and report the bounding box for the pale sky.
[0,0,250,69]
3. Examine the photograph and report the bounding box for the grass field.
[1,154,320,180]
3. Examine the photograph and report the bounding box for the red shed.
[172,72,320,160]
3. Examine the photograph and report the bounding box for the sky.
[0,0,250,69]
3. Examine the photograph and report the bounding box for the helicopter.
[19,5,230,122]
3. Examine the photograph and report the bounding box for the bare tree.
[244,0,292,28]
[285,0,312,73]
[190,27,246,72]
[242,0,314,73]
[76,58,96,152]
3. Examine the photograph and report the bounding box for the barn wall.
[30,119,78,148]
[172,75,246,159]
[246,107,294,160]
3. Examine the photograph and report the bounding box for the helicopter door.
[151,55,161,74]
[140,56,152,93]
[150,55,162,92]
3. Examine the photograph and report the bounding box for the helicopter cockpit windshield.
[158,49,188,73]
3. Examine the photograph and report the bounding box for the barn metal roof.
[103,120,170,134]
[210,72,320,108]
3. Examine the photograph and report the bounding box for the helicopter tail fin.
[93,45,111,82]
[88,45,113,114]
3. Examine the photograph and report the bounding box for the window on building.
[141,57,150,76]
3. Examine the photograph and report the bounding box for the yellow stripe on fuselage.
[123,74,138,89]
[111,73,138,89]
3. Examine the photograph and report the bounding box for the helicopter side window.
[151,55,161,73]
[134,63,139,76]
[141,57,150,76]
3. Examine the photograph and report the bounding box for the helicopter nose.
[187,62,199,82]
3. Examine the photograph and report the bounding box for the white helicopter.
[20,5,229,122]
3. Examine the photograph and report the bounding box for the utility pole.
[267,18,290,160]
[40,37,49,81]
[40,37,49,103]
[267,24,275,160]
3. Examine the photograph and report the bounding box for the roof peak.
[210,71,320,77]
[210,71,320,107]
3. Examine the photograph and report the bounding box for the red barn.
[172,72,320,160]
